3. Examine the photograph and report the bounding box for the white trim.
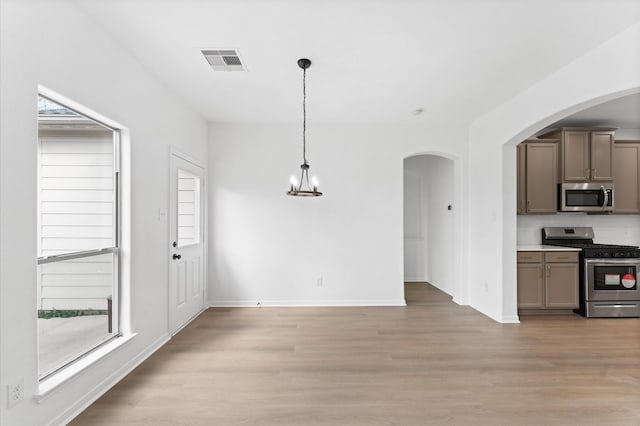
[452,297,469,306]
[404,278,428,282]
[36,333,137,400]
[500,315,520,324]
[38,85,126,131]
[169,146,206,169]
[208,299,407,308]
[46,333,170,426]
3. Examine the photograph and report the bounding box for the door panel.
[517,263,544,308]
[590,132,614,181]
[177,261,187,306]
[563,131,589,181]
[517,144,526,213]
[613,143,640,213]
[545,263,579,308]
[525,143,557,213]
[169,153,205,334]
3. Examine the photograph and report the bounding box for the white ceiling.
[77,0,640,124]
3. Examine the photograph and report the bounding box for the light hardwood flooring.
[72,283,640,425]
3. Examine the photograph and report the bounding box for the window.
[177,169,201,247]
[37,95,120,380]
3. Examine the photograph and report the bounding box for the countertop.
[517,245,582,252]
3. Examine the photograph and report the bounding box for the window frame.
[36,94,122,381]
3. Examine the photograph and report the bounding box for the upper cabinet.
[539,128,615,182]
[517,140,558,214]
[613,141,640,214]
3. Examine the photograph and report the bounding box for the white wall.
[0,1,208,425]
[424,156,454,295]
[208,123,467,307]
[403,155,455,295]
[616,129,640,140]
[468,22,640,323]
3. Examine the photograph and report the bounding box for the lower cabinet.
[517,251,579,312]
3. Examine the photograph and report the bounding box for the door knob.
[173,253,182,260]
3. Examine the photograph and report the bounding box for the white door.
[169,153,205,334]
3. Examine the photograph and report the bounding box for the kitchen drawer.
[517,252,544,263]
[545,252,578,263]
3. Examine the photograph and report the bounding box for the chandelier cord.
[302,67,307,165]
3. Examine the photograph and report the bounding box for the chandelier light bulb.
[312,176,319,189]
[290,175,298,187]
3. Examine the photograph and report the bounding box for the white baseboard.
[500,315,520,324]
[452,296,469,306]
[51,333,171,426]
[208,299,407,308]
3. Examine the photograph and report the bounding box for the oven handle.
[593,303,639,308]
[601,185,608,209]
[585,258,640,266]
[585,257,640,268]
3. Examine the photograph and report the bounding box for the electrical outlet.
[316,277,323,287]
[7,379,24,408]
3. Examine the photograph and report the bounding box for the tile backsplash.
[518,214,640,245]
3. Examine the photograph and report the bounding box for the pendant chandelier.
[287,58,322,197]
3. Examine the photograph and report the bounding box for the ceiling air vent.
[201,49,246,72]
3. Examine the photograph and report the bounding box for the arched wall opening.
[467,22,640,322]
[501,88,640,321]
[403,152,466,305]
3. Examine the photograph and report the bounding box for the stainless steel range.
[542,227,640,318]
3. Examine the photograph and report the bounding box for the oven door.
[585,259,640,302]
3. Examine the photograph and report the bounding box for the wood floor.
[72,283,640,425]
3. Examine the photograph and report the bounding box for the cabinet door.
[590,131,614,181]
[517,263,544,308]
[526,143,557,213]
[563,131,590,181]
[517,144,526,214]
[545,263,579,308]
[613,143,640,214]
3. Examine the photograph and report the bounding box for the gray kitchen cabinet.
[517,262,544,308]
[590,131,615,181]
[545,262,579,309]
[613,141,640,214]
[562,130,590,181]
[516,141,558,214]
[539,128,615,182]
[517,251,579,312]
[517,144,526,214]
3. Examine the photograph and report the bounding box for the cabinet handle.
[593,168,597,179]
[585,167,590,179]
[527,200,531,211]
[546,265,551,278]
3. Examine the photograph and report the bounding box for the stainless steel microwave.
[559,182,614,212]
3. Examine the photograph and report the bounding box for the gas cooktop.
[542,227,640,258]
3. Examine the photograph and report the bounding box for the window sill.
[35,333,137,402]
